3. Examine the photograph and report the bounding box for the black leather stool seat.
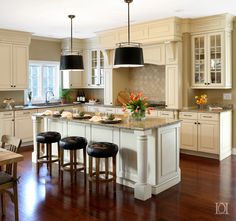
[36,131,61,143]
[60,136,87,150]
[87,142,118,158]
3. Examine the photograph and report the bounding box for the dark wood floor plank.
[0,151,236,221]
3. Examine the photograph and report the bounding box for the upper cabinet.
[190,14,233,89]
[83,49,108,88]
[62,70,83,89]
[0,43,29,90]
[0,29,31,90]
[191,32,232,89]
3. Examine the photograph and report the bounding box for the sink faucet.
[45,90,54,104]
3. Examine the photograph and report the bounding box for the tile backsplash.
[128,64,165,102]
[0,91,24,108]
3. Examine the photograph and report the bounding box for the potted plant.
[59,88,71,104]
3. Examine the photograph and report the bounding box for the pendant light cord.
[128,2,130,44]
[68,15,75,54]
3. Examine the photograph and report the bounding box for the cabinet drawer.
[198,113,219,121]
[0,111,14,118]
[87,106,100,113]
[147,110,158,117]
[179,112,198,120]
[158,111,174,119]
[15,109,36,117]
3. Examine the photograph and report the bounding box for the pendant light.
[60,15,84,71]
[114,0,144,68]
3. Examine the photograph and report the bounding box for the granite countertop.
[34,114,181,131]
[180,107,232,113]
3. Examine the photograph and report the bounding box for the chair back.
[1,135,22,175]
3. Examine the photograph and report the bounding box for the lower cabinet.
[0,111,14,138]
[15,109,38,143]
[179,111,231,160]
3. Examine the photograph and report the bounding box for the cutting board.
[117,91,130,105]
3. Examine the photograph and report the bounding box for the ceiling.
[0,0,235,39]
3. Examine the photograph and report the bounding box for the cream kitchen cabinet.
[179,111,232,160]
[0,43,28,90]
[0,111,14,138]
[15,109,37,143]
[191,31,232,89]
[86,49,105,88]
[62,70,83,89]
[143,44,165,65]
[165,65,182,109]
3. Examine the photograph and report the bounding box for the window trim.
[26,60,61,104]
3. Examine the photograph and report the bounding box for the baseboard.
[232,148,236,155]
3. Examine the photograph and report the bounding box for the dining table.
[0,148,23,177]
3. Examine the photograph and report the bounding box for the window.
[28,61,60,103]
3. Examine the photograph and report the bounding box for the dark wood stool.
[59,136,87,182]
[36,131,61,176]
[87,142,118,184]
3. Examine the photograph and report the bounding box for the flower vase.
[28,100,32,107]
[131,110,146,121]
[198,104,204,110]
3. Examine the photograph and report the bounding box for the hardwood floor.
[1,151,236,221]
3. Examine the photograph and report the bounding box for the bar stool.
[36,131,61,176]
[59,136,87,182]
[87,142,118,184]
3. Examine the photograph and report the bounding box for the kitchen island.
[32,114,181,201]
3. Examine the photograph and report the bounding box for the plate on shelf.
[73,114,92,120]
[100,118,122,124]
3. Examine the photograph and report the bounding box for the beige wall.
[183,21,236,147]
[129,64,165,102]
[29,39,61,61]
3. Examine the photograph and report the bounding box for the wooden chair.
[0,135,22,221]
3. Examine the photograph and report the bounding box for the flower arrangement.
[195,94,207,105]
[122,92,151,120]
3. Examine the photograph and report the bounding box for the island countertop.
[34,114,181,131]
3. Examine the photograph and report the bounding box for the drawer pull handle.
[23,112,31,114]
[183,114,192,117]
[203,116,212,118]
[3,114,12,116]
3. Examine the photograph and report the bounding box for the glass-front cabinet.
[192,32,231,89]
[89,50,105,87]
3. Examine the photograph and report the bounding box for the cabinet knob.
[14,85,16,87]
[70,84,72,86]
[11,85,13,87]
[194,122,197,124]
[198,122,200,125]
[204,83,207,85]
[207,83,210,85]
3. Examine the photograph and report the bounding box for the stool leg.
[105,158,109,179]
[73,149,77,181]
[70,150,73,183]
[1,193,5,216]
[89,156,93,179]
[96,158,100,182]
[48,143,52,176]
[36,142,40,174]
[112,156,116,183]
[112,156,116,193]
[60,148,64,181]
[83,148,87,180]
[46,143,49,169]
[57,142,60,174]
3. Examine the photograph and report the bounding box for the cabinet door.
[62,70,83,89]
[192,35,207,87]
[15,110,37,142]
[13,45,28,89]
[180,120,198,151]
[104,69,113,105]
[143,44,165,65]
[207,33,224,87]
[165,65,181,109]
[198,121,219,154]
[0,43,12,89]
[0,118,14,138]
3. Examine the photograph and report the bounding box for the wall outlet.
[223,93,232,100]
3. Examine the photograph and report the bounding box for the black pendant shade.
[60,54,84,71]
[114,46,144,67]
[114,0,144,68]
[60,15,84,71]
